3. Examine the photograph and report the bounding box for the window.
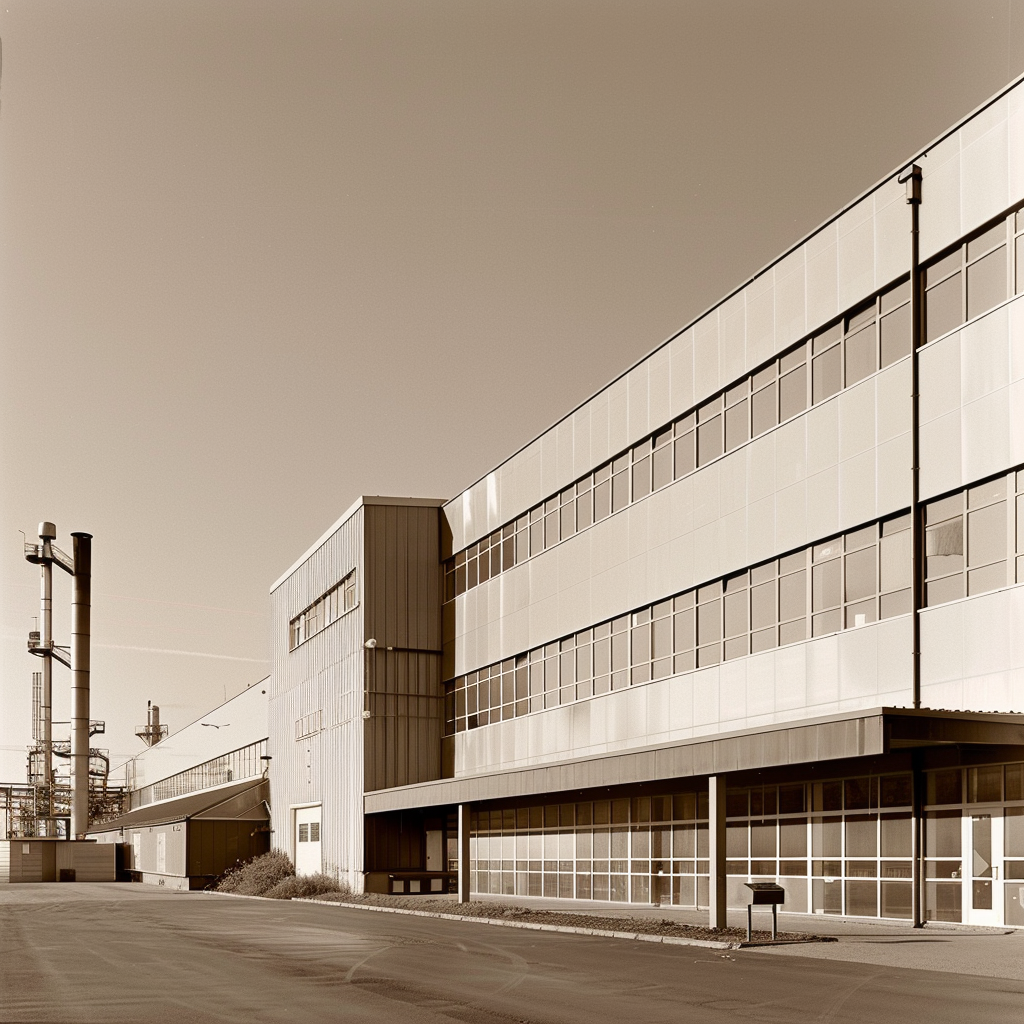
[925,217,1011,343]
[925,475,1010,605]
[441,270,910,603]
[289,570,357,650]
[444,513,914,736]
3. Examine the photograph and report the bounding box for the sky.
[2,0,1023,782]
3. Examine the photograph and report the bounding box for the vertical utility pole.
[70,532,92,838]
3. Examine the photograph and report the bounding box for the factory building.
[87,683,270,890]
[268,76,1024,927]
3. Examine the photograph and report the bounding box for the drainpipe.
[897,163,925,928]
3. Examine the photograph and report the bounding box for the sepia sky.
[2,0,1023,780]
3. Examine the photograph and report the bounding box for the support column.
[912,750,925,927]
[708,775,727,930]
[457,802,471,903]
[70,532,92,839]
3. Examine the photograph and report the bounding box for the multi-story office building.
[270,77,1024,927]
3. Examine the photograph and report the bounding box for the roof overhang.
[88,777,270,832]
[364,708,1024,814]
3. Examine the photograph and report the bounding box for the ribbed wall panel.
[269,506,365,888]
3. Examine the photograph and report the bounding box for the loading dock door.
[294,806,322,876]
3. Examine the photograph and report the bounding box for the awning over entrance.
[363,708,1024,814]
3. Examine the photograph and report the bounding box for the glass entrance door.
[967,812,1002,925]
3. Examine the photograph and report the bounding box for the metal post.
[457,802,471,903]
[912,750,925,928]
[708,775,727,930]
[70,532,92,839]
[898,163,923,710]
[38,523,55,833]
[746,905,752,942]
[772,904,777,941]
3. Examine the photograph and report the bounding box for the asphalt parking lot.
[1,884,1021,1023]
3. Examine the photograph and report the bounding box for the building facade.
[270,77,1024,926]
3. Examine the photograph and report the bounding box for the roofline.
[270,495,447,593]
[444,69,1024,513]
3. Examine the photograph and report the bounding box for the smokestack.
[70,532,92,838]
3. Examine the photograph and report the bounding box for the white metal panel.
[837,199,875,312]
[719,289,748,389]
[774,247,807,353]
[694,310,721,400]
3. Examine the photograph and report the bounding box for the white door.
[426,830,443,871]
[295,806,322,876]
[966,811,1003,926]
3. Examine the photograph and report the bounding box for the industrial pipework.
[24,524,91,838]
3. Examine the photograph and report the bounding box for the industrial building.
[266,75,1024,929]
[86,684,271,890]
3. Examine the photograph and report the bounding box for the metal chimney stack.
[70,532,92,838]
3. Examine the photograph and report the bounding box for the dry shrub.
[215,849,295,896]
[264,872,350,900]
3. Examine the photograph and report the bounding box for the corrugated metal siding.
[269,504,365,889]
[363,504,443,793]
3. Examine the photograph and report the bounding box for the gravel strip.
[300,892,832,946]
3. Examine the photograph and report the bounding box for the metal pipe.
[38,522,56,834]
[898,163,923,709]
[70,532,92,838]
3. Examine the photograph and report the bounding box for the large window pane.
[674,430,695,477]
[697,417,723,465]
[723,591,748,638]
[880,528,912,594]
[725,401,748,451]
[926,517,963,578]
[925,272,962,342]
[880,303,912,367]
[697,599,721,645]
[779,570,806,621]
[967,501,1006,567]
[779,365,807,420]
[752,383,777,436]
[812,346,842,403]
[632,456,651,502]
[750,581,776,630]
[812,559,841,611]
[845,323,876,386]
[966,246,1007,320]
[652,445,672,490]
[612,470,629,513]
[673,608,695,652]
[845,546,876,602]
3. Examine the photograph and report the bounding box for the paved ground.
[1,884,1021,1024]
